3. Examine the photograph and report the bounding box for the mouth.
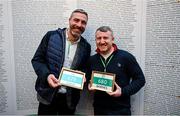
[99,44,107,47]
[72,25,85,33]
[99,44,107,50]
[73,28,82,33]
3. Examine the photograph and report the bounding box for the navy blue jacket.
[87,49,145,109]
[31,28,91,108]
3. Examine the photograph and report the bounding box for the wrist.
[47,74,53,81]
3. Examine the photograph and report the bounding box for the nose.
[100,38,105,44]
[76,21,82,27]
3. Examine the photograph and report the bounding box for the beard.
[71,31,81,38]
[70,25,85,38]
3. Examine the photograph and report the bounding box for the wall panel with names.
[0,0,16,114]
[144,0,180,115]
[12,0,77,114]
[0,0,77,114]
[76,0,145,115]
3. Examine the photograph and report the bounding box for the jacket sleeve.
[31,32,51,84]
[121,54,146,96]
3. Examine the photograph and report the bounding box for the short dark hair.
[70,9,88,19]
[95,26,113,35]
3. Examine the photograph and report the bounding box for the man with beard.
[87,26,145,115]
[31,9,91,115]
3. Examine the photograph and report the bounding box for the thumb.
[51,76,58,83]
[114,82,120,88]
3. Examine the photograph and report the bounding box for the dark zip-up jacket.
[87,49,145,109]
[31,28,91,108]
